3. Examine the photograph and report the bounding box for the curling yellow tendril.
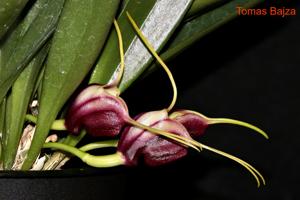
[126,12,177,112]
[198,142,265,187]
[108,19,125,87]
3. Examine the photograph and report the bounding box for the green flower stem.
[62,130,86,147]
[43,142,85,159]
[25,115,117,169]
[42,134,112,170]
[43,142,125,168]
[25,114,66,131]
[79,140,118,152]
[82,152,124,168]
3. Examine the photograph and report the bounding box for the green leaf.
[0,0,30,39]
[2,43,49,170]
[0,0,65,101]
[22,0,121,170]
[0,99,6,138]
[0,0,44,73]
[3,93,12,155]
[0,98,6,162]
[89,0,194,92]
[185,0,228,20]
[34,66,45,102]
[89,0,158,85]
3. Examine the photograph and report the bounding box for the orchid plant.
[0,0,267,188]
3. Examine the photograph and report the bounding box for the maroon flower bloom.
[170,110,209,138]
[65,84,129,137]
[118,110,190,166]
[170,110,268,139]
[48,108,267,187]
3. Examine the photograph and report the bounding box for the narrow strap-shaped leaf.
[0,48,2,75]
[0,0,65,101]
[34,66,45,102]
[2,43,49,170]
[3,93,12,153]
[0,98,6,163]
[0,0,60,78]
[0,99,5,138]
[89,0,157,85]
[22,0,121,170]
[185,0,228,20]
[0,0,44,74]
[121,0,131,9]
[0,0,30,39]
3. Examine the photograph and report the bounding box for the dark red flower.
[118,110,190,166]
[65,84,129,137]
[170,110,209,138]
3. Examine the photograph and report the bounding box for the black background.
[1,1,300,200]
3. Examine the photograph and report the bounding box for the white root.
[12,125,36,170]
[11,124,58,170]
[30,100,39,116]
[31,155,47,170]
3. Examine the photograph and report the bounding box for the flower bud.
[65,84,129,137]
[170,110,209,138]
[170,110,268,139]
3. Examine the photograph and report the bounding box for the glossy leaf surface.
[0,0,65,100]
[0,0,29,39]
[2,44,49,169]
